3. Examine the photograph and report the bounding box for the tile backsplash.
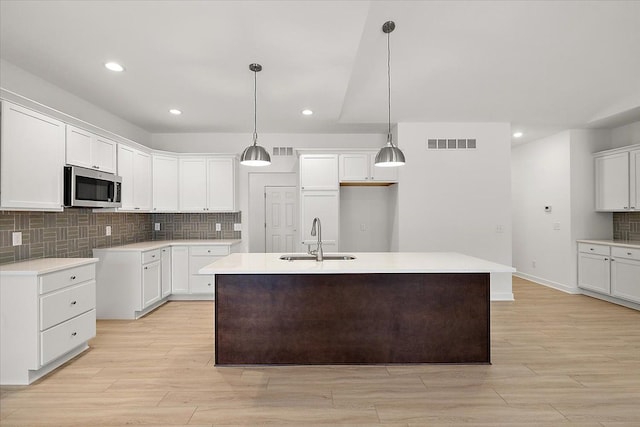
[151,212,241,240]
[0,210,241,265]
[613,212,640,240]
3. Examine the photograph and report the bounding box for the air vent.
[272,147,294,156]
[427,138,477,150]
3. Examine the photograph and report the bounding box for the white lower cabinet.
[0,259,97,385]
[161,247,172,298]
[171,245,233,298]
[578,242,640,307]
[142,258,162,308]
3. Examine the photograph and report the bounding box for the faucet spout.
[310,217,323,261]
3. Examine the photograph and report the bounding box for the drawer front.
[611,246,640,261]
[578,243,610,256]
[190,274,215,294]
[190,246,230,256]
[40,281,96,331]
[39,264,95,294]
[143,249,162,264]
[40,309,96,366]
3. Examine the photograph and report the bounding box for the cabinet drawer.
[40,281,96,330]
[190,274,215,294]
[578,243,610,256]
[190,246,229,256]
[39,264,95,294]
[142,249,162,264]
[40,309,95,366]
[612,246,640,261]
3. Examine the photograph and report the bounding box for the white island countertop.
[200,252,515,275]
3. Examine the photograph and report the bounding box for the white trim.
[491,292,514,301]
[514,272,580,294]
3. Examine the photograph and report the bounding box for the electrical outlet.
[105,225,112,236]
[215,223,222,232]
[553,222,561,230]
[360,223,367,231]
[233,223,242,231]
[496,225,504,233]
[154,223,160,231]
[12,232,22,246]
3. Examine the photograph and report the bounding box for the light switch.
[12,232,22,246]
[215,223,222,232]
[105,225,112,236]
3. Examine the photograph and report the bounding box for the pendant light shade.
[374,21,405,168]
[240,63,271,167]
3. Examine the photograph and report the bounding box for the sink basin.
[279,254,356,261]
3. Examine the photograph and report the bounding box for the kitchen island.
[200,252,515,365]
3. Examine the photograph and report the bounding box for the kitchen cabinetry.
[172,244,235,298]
[94,246,169,319]
[171,246,189,294]
[300,154,339,190]
[152,153,179,212]
[179,156,237,212]
[339,152,398,183]
[0,259,97,385]
[595,145,640,211]
[66,125,117,173]
[161,247,172,298]
[118,144,152,211]
[578,241,640,309]
[1,101,65,211]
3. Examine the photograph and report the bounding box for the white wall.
[394,122,513,300]
[512,129,612,293]
[340,186,393,252]
[0,59,151,146]
[611,120,640,148]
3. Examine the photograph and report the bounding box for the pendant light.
[375,21,405,168]
[240,63,271,166]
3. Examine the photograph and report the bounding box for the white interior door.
[265,186,297,253]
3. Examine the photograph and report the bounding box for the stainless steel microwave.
[64,166,122,208]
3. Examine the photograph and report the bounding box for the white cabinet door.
[171,246,189,293]
[117,145,135,210]
[300,154,338,190]
[160,247,172,298]
[595,152,630,211]
[578,252,611,294]
[142,260,161,308]
[611,257,640,304]
[1,102,65,211]
[133,151,152,211]
[189,254,218,295]
[339,154,369,181]
[152,154,179,212]
[371,152,399,182]
[300,190,339,250]
[631,149,640,211]
[93,136,117,173]
[179,158,207,211]
[207,157,236,211]
[65,126,93,169]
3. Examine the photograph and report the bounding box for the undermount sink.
[279,254,356,261]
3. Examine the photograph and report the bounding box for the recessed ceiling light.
[302,109,313,116]
[104,62,124,72]
[169,109,182,115]
[513,132,523,138]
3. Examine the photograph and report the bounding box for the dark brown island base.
[200,252,515,366]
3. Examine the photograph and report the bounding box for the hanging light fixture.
[240,63,271,166]
[375,21,405,168]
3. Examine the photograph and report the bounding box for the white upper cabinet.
[152,153,179,212]
[65,126,117,173]
[595,146,640,212]
[1,101,65,211]
[300,154,338,190]
[179,156,237,212]
[118,144,151,211]
[339,152,399,183]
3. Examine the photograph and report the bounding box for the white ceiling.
[1,0,639,143]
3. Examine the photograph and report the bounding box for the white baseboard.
[491,292,514,301]
[514,272,580,294]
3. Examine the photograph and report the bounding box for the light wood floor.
[1,276,639,426]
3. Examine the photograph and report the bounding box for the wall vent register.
[427,138,477,150]
[272,147,294,156]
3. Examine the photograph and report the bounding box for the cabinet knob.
[604,258,609,261]
[71,332,77,337]
[70,300,77,305]
[152,254,156,258]
[208,283,212,287]
[590,248,594,251]
[611,258,615,261]
[70,275,77,280]
[144,266,148,270]
[207,250,211,253]
[624,207,629,209]
[628,252,633,256]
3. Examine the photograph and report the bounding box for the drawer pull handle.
[628,252,633,256]
[207,250,211,253]
[71,332,77,337]
[590,248,594,251]
[152,255,156,258]
[70,301,77,305]
[208,283,212,286]
[70,275,77,280]
[604,258,609,261]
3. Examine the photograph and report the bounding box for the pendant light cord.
[253,69,258,144]
[387,28,391,138]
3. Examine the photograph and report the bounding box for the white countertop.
[92,239,241,252]
[199,252,515,275]
[577,239,640,249]
[0,258,98,276]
